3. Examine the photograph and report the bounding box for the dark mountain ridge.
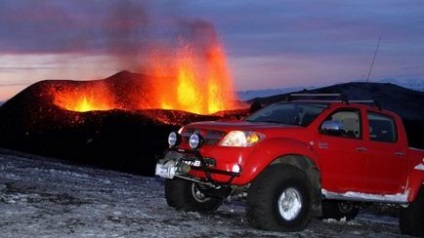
[251,82,424,121]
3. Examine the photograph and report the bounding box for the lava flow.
[52,82,119,112]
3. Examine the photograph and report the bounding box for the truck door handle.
[394,152,405,157]
[356,147,368,152]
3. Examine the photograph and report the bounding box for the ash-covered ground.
[0,149,406,238]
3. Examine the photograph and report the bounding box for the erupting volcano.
[0,20,248,175]
[51,22,239,115]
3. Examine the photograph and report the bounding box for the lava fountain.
[51,21,240,115]
[147,40,237,114]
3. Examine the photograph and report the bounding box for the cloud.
[0,0,149,55]
[177,0,424,60]
[0,0,423,95]
[1,0,423,59]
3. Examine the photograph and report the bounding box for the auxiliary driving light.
[178,163,191,174]
[168,131,181,147]
[189,133,202,149]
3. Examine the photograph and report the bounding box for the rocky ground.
[0,149,406,238]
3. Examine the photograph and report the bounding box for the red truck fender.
[239,137,321,185]
[407,152,424,202]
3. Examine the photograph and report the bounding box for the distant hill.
[249,82,424,121]
[377,78,424,92]
[239,78,424,101]
[237,87,311,101]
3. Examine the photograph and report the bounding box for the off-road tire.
[246,165,313,232]
[321,201,359,221]
[399,188,424,236]
[165,178,223,212]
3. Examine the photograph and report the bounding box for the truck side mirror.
[320,120,344,136]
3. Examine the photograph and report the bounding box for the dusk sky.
[0,0,423,101]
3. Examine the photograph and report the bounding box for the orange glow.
[51,38,240,115]
[146,41,237,114]
[52,83,118,112]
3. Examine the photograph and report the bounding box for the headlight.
[168,131,181,147]
[189,133,202,149]
[219,131,265,147]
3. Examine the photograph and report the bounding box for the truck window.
[367,112,397,143]
[321,109,361,139]
[245,102,327,127]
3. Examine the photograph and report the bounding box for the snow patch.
[322,189,408,203]
[323,217,359,226]
[414,163,424,171]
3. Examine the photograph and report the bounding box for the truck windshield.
[245,102,328,126]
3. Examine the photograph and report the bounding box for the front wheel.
[165,178,225,212]
[247,165,313,232]
[399,188,424,236]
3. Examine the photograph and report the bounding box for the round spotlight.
[189,133,202,149]
[231,164,241,173]
[168,131,180,147]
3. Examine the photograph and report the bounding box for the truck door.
[316,108,368,193]
[365,111,408,194]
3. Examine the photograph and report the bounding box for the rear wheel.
[165,178,224,212]
[399,188,424,236]
[321,200,359,221]
[247,165,313,232]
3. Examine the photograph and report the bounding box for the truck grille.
[165,150,216,167]
[182,128,226,146]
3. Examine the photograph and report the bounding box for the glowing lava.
[51,23,240,115]
[52,83,118,112]
[146,40,237,115]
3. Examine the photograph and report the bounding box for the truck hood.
[186,120,302,131]
[180,120,309,148]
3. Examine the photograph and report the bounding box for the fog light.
[168,131,180,147]
[231,164,241,173]
[178,163,191,174]
[189,133,202,149]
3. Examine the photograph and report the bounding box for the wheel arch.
[238,137,321,186]
[271,154,321,198]
[399,183,424,236]
[406,168,424,202]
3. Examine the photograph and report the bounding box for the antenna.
[366,37,381,83]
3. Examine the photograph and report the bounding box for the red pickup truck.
[155,94,424,236]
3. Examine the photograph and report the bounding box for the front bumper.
[155,149,241,185]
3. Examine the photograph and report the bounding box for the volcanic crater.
[0,70,248,175]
